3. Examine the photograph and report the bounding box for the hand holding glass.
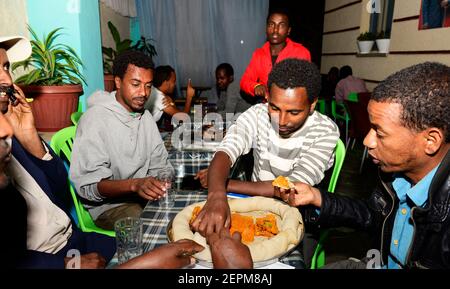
[158,169,175,208]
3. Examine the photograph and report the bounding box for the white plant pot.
[376,39,390,53]
[357,40,374,54]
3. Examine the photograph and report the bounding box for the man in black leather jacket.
[282,62,449,269]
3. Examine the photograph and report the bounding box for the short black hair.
[372,62,450,142]
[112,50,154,79]
[268,58,321,103]
[328,66,339,75]
[339,65,353,79]
[215,63,234,77]
[267,8,291,26]
[153,65,175,88]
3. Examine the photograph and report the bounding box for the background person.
[240,8,311,101]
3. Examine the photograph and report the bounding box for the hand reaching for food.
[207,230,253,269]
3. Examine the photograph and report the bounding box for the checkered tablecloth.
[162,132,218,188]
[141,190,207,252]
[140,190,305,269]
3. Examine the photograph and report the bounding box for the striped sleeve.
[215,106,258,166]
[290,118,340,185]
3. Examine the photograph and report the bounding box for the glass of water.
[114,217,143,264]
[157,168,175,208]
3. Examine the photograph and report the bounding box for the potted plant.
[102,21,157,92]
[375,31,391,54]
[12,26,86,132]
[356,31,376,54]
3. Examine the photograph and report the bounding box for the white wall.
[0,0,29,79]
[99,1,131,50]
[321,0,450,91]
[0,0,29,36]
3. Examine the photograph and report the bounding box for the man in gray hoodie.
[70,51,172,230]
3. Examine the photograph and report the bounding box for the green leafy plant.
[12,26,86,86]
[376,30,390,39]
[133,36,157,58]
[102,21,157,74]
[357,31,376,41]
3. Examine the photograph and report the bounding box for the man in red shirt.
[240,9,311,100]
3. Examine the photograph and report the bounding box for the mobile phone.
[0,86,17,103]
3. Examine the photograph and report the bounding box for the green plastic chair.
[315,98,327,115]
[310,138,346,269]
[331,99,351,147]
[70,112,83,126]
[50,126,115,237]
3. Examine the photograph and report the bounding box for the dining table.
[139,190,305,269]
[107,189,305,269]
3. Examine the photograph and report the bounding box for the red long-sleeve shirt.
[240,38,311,96]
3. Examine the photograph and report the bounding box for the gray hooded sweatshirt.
[70,90,172,219]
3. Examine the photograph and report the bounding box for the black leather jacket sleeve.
[304,187,388,232]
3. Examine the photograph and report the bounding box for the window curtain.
[100,0,137,17]
[136,0,269,101]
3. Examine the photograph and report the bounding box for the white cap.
[0,35,32,63]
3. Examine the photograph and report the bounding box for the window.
[369,0,395,37]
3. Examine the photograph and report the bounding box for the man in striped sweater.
[192,58,339,235]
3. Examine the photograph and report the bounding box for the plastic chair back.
[347,92,359,102]
[331,100,351,146]
[310,138,346,269]
[70,112,83,126]
[50,126,115,237]
[315,99,327,115]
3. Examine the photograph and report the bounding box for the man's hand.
[131,176,167,201]
[4,85,35,134]
[254,84,268,99]
[186,79,195,101]
[441,0,449,8]
[207,230,253,269]
[4,85,46,158]
[288,182,322,207]
[194,168,208,188]
[190,195,231,237]
[116,239,204,269]
[65,252,106,269]
[273,185,291,202]
[162,95,175,108]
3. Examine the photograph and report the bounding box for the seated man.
[70,51,172,230]
[286,62,450,269]
[144,65,195,122]
[334,65,368,103]
[214,63,253,120]
[192,58,339,234]
[0,36,114,268]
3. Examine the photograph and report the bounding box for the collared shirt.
[334,76,368,103]
[387,165,439,269]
